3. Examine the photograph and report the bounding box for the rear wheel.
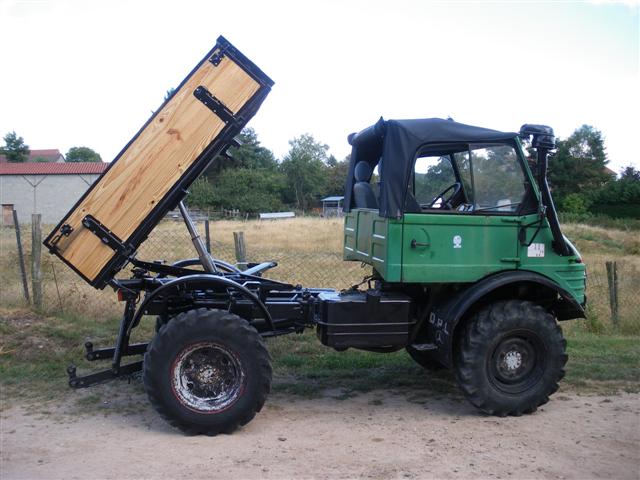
[455,300,567,416]
[143,308,271,435]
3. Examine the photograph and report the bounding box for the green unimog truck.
[46,37,586,435]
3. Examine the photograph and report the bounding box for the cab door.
[402,213,520,283]
[401,145,528,284]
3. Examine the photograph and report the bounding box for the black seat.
[353,161,378,209]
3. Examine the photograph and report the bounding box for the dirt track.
[1,389,639,480]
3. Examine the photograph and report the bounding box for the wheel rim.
[488,330,546,394]
[171,342,245,413]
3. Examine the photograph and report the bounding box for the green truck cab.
[339,118,586,415]
[344,119,585,303]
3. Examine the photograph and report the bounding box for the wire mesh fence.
[0,219,367,321]
[1,218,638,333]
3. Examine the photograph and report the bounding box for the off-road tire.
[455,300,567,416]
[143,308,272,435]
[406,345,445,371]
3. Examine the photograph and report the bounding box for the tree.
[187,177,216,209]
[280,134,329,210]
[323,155,350,198]
[187,169,287,214]
[588,165,640,217]
[1,131,29,162]
[229,128,277,170]
[561,192,592,214]
[66,146,102,162]
[205,127,277,176]
[620,165,640,182]
[549,125,610,200]
[211,168,285,213]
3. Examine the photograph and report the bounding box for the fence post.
[31,213,43,310]
[606,261,619,328]
[204,219,211,254]
[233,231,247,270]
[12,209,30,304]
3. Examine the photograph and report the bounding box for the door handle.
[410,239,430,248]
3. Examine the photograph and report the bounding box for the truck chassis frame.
[67,202,330,388]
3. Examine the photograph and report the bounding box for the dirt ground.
[1,387,639,480]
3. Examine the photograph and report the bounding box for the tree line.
[1,131,102,163]
[545,125,639,218]
[190,124,638,217]
[3,125,638,218]
[188,129,348,213]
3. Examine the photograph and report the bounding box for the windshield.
[409,143,527,214]
[455,144,526,213]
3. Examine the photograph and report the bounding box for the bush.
[187,177,216,209]
[590,203,640,219]
[212,168,286,214]
[560,193,592,215]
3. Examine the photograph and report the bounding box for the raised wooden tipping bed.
[44,36,273,288]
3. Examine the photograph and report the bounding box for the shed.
[0,162,107,224]
[321,196,344,218]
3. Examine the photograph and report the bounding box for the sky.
[0,0,638,172]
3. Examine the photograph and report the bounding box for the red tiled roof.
[0,162,108,175]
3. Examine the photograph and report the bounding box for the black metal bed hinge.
[193,86,242,126]
[209,49,225,66]
[82,215,134,257]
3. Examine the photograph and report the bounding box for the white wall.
[0,174,100,225]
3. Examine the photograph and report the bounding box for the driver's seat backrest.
[353,161,378,209]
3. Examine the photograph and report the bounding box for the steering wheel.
[428,182,462,209]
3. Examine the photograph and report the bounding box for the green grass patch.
[0,308,155,400]
[564,330,640,393]
[1,309,639,404]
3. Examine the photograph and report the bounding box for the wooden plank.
[50,53,260,282]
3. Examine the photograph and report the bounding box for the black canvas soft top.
[343,117,519,218]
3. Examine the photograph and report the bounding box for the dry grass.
[208,217,346,253]
[0,218,365,320]
[563,223,640,256]
[1,218,638,332]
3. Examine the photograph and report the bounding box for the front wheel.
[143,308,272,435]
[455,300,567,416]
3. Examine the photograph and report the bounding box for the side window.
[413,156,456,208]
[454,144,526,213]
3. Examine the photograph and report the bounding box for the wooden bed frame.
[44,37,273,288]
